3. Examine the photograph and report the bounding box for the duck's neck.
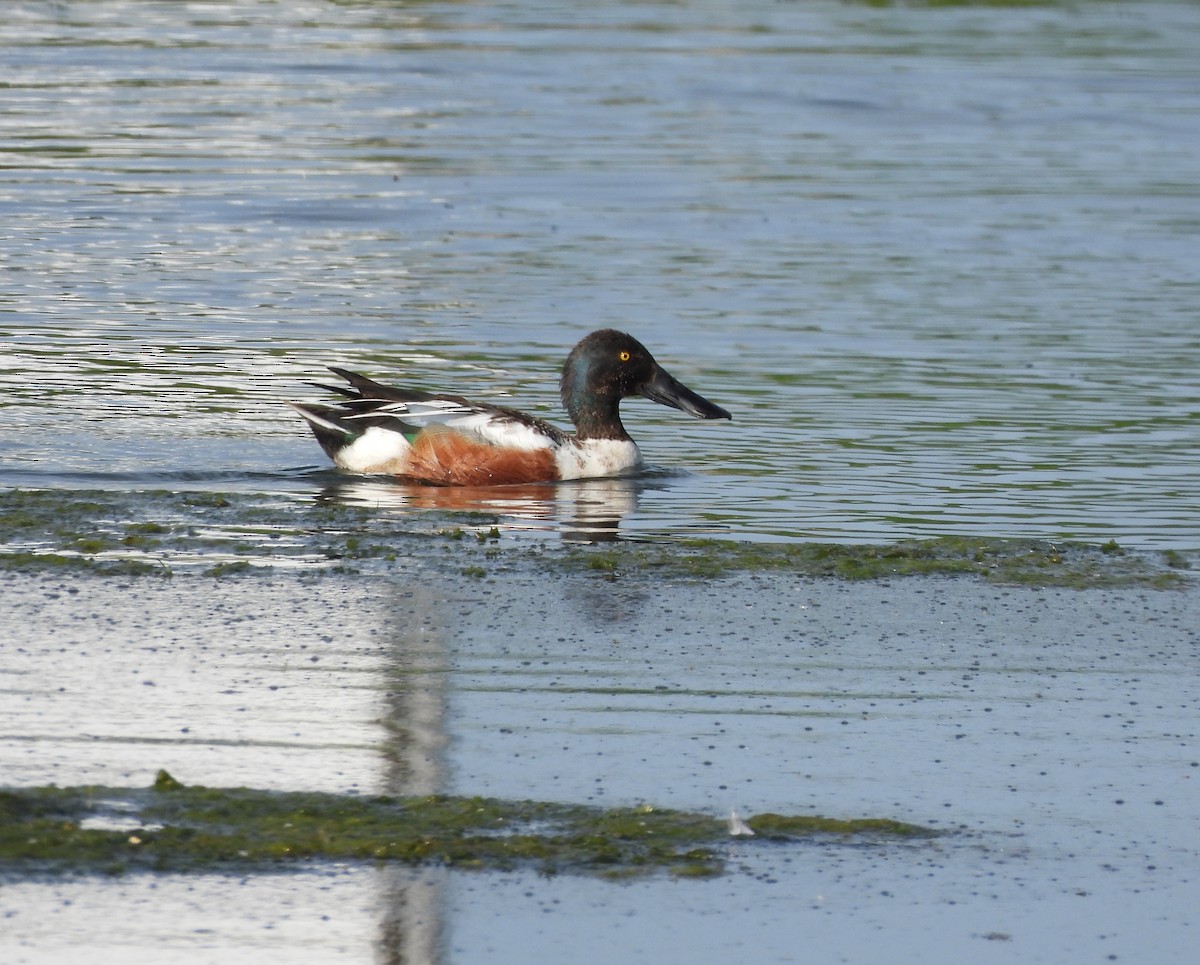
[561,360,630,442]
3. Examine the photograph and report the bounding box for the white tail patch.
[335,425,413,474]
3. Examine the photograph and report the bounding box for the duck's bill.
[641,366,732,421]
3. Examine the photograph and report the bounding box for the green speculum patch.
[0,772,938,879]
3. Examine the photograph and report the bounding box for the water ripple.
[1,1,1198,549]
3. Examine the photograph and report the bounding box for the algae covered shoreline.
[3,485,1198,962]
[0,486,1193,588]
[2,485,965,880]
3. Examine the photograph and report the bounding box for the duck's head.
[560,329,731,440]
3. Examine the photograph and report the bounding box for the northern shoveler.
[290,329,731,486]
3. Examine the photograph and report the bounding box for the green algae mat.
[1,772,936,879]
[0,488,1192,587]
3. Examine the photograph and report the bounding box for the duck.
[290,329,731,486]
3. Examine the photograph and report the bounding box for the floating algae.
[0,772,938,879]
[561,535,1192,588]
[0,488,1191,588]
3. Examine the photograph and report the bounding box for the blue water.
[2,0,1198,548]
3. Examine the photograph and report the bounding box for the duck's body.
[290,329,730,487]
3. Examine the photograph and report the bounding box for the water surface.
[2,4,1200,963]
[2,0,1197,547]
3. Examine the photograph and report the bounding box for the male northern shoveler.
[290,329,731,486]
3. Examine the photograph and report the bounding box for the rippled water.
[3,6,1200,963]
[2,0,1198,547]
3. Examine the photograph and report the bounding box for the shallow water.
[2,0,1198,547]
[3,567,1198,963]
[3,2,1200,963]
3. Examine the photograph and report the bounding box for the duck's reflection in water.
[340,481,637,961]
[315,474,648,542]
[308,474,666,960]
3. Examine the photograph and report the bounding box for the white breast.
[554,439,642,480]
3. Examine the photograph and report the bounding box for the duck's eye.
[618,351,631,362]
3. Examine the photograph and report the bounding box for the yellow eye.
[618,351,631,362]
